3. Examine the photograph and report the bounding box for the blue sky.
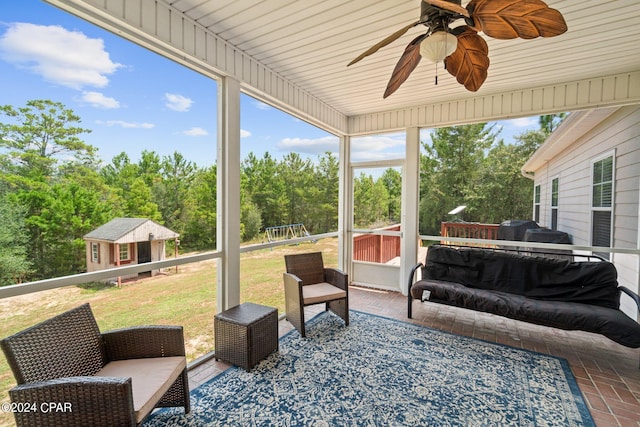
[0,0,540,169]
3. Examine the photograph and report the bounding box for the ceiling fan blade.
[423,0,470,18]
[467,0,567,40]
[383,34,426,98]
[348,21,421,66]
[445,26,489,92]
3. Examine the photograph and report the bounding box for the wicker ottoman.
[214,302,278,371]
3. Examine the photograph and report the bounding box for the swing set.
[264,223,310,242]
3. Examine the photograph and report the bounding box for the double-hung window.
[591,153,614,259]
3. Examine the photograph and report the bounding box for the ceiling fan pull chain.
[435,63,438,85]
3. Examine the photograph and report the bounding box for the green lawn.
[0,238,338,427]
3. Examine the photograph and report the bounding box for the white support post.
[217,76,242,312]
[338,134,352,278]
[400,127,420,295]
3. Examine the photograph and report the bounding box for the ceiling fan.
[347,0,567,98]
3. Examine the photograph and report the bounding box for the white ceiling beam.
[348,71,640,135]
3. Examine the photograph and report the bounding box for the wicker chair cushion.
[95,356,186,423]
[302,282,347,305]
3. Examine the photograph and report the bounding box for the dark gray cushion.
[424,245,620,309]
[411,279,640,348]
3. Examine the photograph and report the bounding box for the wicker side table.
[214,302,278,371]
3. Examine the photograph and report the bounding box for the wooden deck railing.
[353,222,501,263]
[440,222,500,247]
[353,225,401,263]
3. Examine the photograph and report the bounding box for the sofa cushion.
[424,245,620,309]
[411,280,640,348]
[303,282,347,305]
[95,356,186,423]
[412,279,640,348]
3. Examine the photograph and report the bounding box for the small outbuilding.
[83,218,179,283]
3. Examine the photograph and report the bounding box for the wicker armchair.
[0,303,190,426]
[283,252,349,337]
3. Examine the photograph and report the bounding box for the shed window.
[110,243,133,264]
[119,244,130,261]
[91,242,100,263]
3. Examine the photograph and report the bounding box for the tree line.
[0,99,562,286]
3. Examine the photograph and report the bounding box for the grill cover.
[523,228,571,244]
[497,220,539,241]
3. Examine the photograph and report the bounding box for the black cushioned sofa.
[408,245,640,348]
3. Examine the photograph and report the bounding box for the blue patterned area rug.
[144,310,594,426]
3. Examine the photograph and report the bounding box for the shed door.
[137,241,152,264]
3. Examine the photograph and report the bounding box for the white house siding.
[531,106,640,320]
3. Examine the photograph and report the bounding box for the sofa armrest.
[8,376,135,427]
[324,268,348,291]
[103,326,185,361]
[619,286,640,314]
[408,262,424,295]
[407,262,424,319]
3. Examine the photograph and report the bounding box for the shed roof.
[83,218,179,244]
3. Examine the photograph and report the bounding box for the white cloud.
[0,23,121,89]
[97,120,154,129]
[278,136,339,154]
[240,129,251,138]
[80,91,120,109]
[253,101,271,110]
[505,117,538,128]
[183,127,208,136]
[351,134,406,153]
[277,133,407,161]
[165,93,193,112]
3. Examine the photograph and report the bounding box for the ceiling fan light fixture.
[419,31,457,63]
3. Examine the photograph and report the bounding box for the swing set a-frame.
[264,223,310,242]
